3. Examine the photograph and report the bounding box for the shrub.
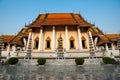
[102,57,112,64]
[37,58,46,65]
[7,57,19,65]
[75,57,84,65]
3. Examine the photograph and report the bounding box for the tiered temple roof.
[88,27,104,36]
[2,35,15,43]
[97,34,120,45]
[98,35,111,45]
[105,34,119,41]
[2,35,23,46]
[88,27,120,45]
[28,13,93,27]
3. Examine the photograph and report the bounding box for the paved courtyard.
[0,60,120,80]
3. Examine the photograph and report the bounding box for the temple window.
[69,36,75,49]
[46,41,50,48]
[82,40,86,48]
[35,41,39,49]
[70,40,74,48]
[82,36,87,49]
[45,36,51,49]
[34,37,39,49]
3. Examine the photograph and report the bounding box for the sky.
[0,0,120,35]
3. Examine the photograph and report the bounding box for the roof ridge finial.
[24,23,27,27]
[85,18,87,22]
[32,19,34,23]
[72,10,74,13]
[38,10,40,14]
[89,19,91,24]
[45,10,48,14]
[93,21,95,26]
[78,11,80,14]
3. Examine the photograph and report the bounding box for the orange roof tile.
[97,35,110,45]
[12,37,23,46]
[97,34,120,45]
[2,35,15,43]
[2,35,23,46]
[105,34,119,41]
[18,28,29,37]
[88,27,104,36]
[9,28,30,46]
[28,13,93,27]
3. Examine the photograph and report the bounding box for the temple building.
[1,13,120,58]
[25,13,94,52]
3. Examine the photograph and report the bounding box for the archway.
[82,36,87,49]
[34,37,39,49]
[69,36,75,49]
[45,36,51,49]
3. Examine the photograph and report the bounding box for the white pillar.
[65,26,69,51]
[32,32,34,50]
[7,44,10,52]
[94,37,98,50]
[38,27,43,51]
[52,26,55,51]
[12,45,16,52]
[77,26,82,50]
[105,43,109,51]
[23,38,27,50]
[111,43,115,50]
[7,44,11,59]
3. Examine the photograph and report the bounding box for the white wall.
[31,26,90,52]
[43,30,52,51]
[68,30,79,50]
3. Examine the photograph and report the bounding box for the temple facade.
[1,13,120,58]
[25,13,93,53]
